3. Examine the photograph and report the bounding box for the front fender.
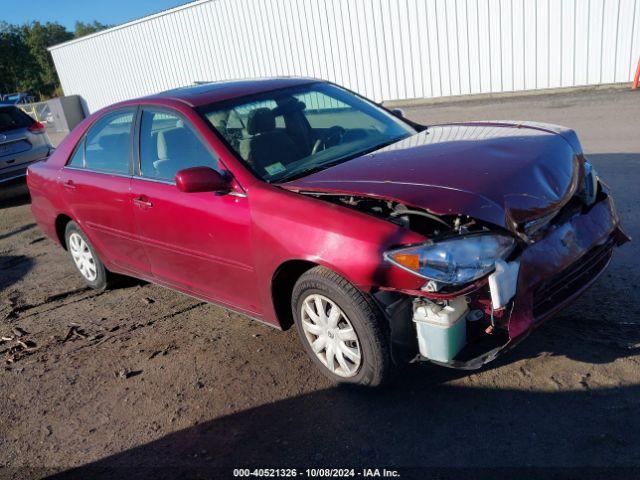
[250,185,425,326]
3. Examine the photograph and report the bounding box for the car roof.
[142,77,319,108]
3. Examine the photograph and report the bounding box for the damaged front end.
[294,170,629,370]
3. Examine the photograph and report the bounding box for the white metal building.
[50,0,640,113]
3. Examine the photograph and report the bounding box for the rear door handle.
[63,180,76,190]
[133,196,153,208]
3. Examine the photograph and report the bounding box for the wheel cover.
[300,294,362,378]
[68,232,98,282]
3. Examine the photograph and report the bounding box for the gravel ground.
[0,88,639,479]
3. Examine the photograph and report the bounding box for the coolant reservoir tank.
[413,297,468,363]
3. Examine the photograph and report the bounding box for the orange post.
[634,57,640,90]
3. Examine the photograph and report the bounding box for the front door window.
[139,110,218,182]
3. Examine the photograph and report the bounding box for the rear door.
[130,107,259,314]
[58,108,149,275]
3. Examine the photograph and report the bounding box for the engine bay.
[300,192,492,238]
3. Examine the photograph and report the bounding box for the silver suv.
[0,105,52,184]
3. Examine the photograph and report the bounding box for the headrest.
[246,108,275,135]
[272,99,306,116]
[157,127,193,160]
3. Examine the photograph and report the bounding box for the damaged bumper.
[504,192,628,346]
[387,191,629,370]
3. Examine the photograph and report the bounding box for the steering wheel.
[311,126,346,155]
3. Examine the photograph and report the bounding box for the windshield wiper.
[277,164,332,182]
[274,160,344,183]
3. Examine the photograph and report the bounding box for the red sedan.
[27,78,628,386]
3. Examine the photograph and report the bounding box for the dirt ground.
[1,88,639,479]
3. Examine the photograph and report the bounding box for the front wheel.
[292,266,393,387]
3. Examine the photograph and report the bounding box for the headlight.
[384,234,515,285]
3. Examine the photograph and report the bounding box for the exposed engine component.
[466,309,485,322]
[422,280,442,293]
[487,259,520,309]
[300,192,490,237]
[389,203,450,228]
[413,296,469,362]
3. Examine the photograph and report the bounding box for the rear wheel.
[292,266,393,386]
[65,221,110,291]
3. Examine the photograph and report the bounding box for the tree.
[74,21,110,38]
[22,22,73,99]
[0,22,33,95]
[0,20,110,101]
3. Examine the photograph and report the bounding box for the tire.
[292,266,393,387]
[64,221,110,291]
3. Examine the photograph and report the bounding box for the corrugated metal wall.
[50,0,640,113]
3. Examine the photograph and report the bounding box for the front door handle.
[133,196,153,208]
[62,180,76,190]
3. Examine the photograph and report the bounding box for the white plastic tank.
[413,297,468,363]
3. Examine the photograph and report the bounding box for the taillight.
[28,121,46,134]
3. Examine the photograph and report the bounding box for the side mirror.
[390,108,405,118]
[175,167,229,193]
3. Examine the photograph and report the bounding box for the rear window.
[0,107,34,133]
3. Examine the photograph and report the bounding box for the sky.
[2,0,192,30]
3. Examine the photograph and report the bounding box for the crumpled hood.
[281,121,584,231]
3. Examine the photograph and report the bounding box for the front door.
[59,108,149,275]
[130,107,260,314]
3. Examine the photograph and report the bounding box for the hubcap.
[300,294,362,378]
[68,232,97,282]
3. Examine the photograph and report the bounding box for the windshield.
[200,82,415,182]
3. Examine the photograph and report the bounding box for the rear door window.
[0,107,34,133]
[75,110,134,174]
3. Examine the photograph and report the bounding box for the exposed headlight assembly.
[384,234,516,285]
